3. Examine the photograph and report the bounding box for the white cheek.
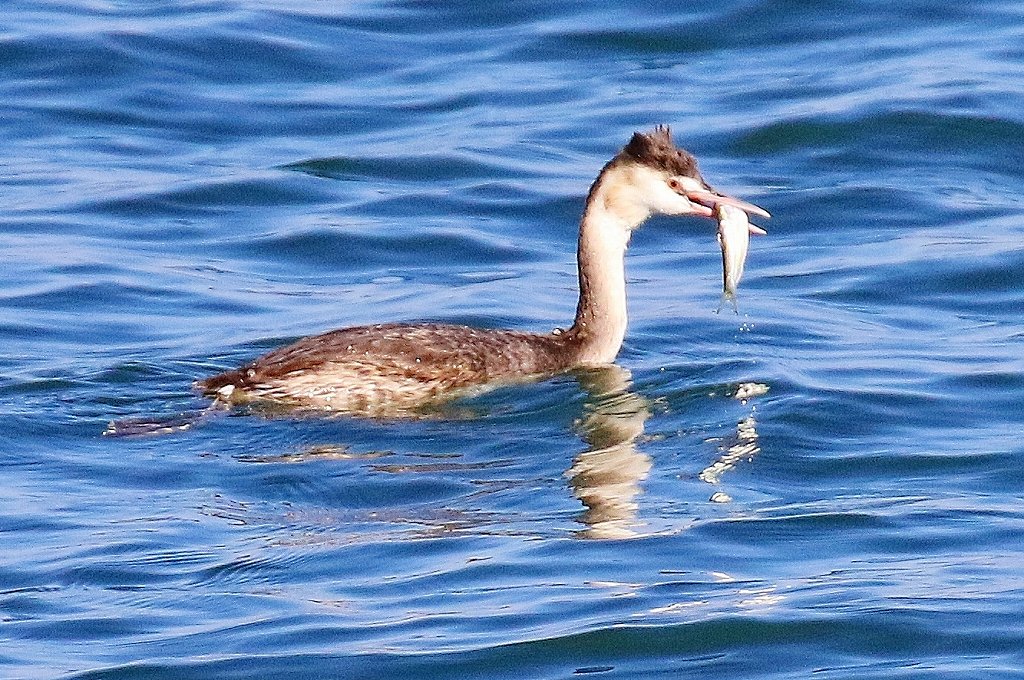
[649,184,693,214]
[626,166,696,215]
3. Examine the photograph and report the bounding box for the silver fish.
[717,204,767,310]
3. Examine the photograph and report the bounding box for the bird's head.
[590,126,770,227]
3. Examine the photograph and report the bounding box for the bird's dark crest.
[621,125,701,178]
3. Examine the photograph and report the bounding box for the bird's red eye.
[667,178,681,191]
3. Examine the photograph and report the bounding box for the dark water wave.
[71,611,1024,680]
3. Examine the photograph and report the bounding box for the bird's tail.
[103,400,228,437]
[103,372,242,437]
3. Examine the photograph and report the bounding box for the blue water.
[3,1,1024,677]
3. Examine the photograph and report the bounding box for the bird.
[196,126,769,416]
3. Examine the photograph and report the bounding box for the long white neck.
[568,167,652,365]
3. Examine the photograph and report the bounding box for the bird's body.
[200,323,571,413]
[197,127,768,415]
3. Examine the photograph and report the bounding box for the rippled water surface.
[3,1,1024,678]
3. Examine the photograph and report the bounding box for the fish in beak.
[666,172,769,308]
[716,204,767,310]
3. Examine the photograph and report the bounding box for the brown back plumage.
[196,322,575,412]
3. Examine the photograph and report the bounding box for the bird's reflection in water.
[699,382,768,498]
[221,372,768,541]
[570,376,770,535]
[568,365,652,539]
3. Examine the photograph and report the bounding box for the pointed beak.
[687,187,771,221]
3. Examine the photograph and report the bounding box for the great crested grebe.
[197,126,769,414]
